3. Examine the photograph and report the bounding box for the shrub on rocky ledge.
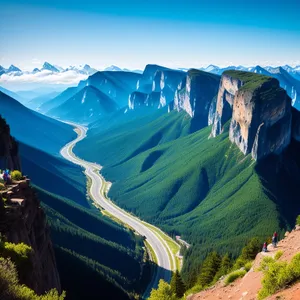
[224,269,247,286]
[0,236,32,273]
[11,170,23,181]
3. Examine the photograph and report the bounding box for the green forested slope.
[76,111,300,282]
[19,136,147,299]
[75,111,193,166]
[35,187,147,300]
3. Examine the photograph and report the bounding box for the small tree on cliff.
[214,253,232,281]
[170,270,185,298]
[149,279,177,300]
[198,251,221,287]
[233,237,261,269]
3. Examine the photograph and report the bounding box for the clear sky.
[0,0,300,71]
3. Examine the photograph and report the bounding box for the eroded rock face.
[137,64,168,93]
[208,96,217,125]
[0,118,61,294]
[128,91,161,109]
[229,80,291,160]
[0,181,61,294]
[211,71,293,160]
[0,116,21,171]
[211,74,243,136]
[131,66,186,110]
[173,70,220,129]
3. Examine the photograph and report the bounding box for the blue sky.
[1,0,300,70]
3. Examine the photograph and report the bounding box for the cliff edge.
[0,115,61,295]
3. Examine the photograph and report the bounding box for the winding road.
[60,123,174,298]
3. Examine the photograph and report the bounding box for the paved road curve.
[60,123,173,298]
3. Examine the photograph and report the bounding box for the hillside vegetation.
[0,91,76,155]
[35,186,148,300]
[76,108,300,284]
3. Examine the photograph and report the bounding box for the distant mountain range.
[5,62,296,124]
[0,62,143,78]
[0,62,98,76]
[197,64,300,80]
[2,62,300,79]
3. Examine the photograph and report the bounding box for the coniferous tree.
[170,270,185,298]
[198,252,221,287]
[241,237,261,260]
[233,237,261,269]
[214,253,232,281]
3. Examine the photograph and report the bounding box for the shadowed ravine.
[59,121,174,298]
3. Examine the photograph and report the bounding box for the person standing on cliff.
[262,242,268,252]
[272,232,278,247]
[3,170,8,186]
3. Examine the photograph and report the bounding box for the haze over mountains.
[0,62,143,79]
[12,62,298,125]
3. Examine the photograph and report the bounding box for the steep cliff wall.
[0,116,21,171]
[211,73,242,136]
[211,71,293,160]
[0,116,61,295]
[173,70,220,129]
[136,64,169,93]
[0,180,61,294]
[128,91,161,109]
[132,65,185,109]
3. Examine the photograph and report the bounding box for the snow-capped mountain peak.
[7,64,22,73]
[104,65,122,71]
[204,64,219,72]
[42,62,60,72]
[65,64,97,75]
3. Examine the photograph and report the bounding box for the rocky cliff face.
[0,180,61,294]
[0,116,61,295]
[0,116,21,171]
[136,64,169,93]
[173,70,220,128]
[128,91,161,109]
[211,71,293,160]
[211,73,243,136]
[130,65,185,110]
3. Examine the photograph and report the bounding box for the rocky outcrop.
[0,180,61,294]
[211,73,243,136]
[173,70,220,128]
[130,66,186,110]
[137,64,169,93]
[0,117,61,295]
[208,96,217,125]
[230,82,291,160]
[211,71,293,160]
[0,116,21,171]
